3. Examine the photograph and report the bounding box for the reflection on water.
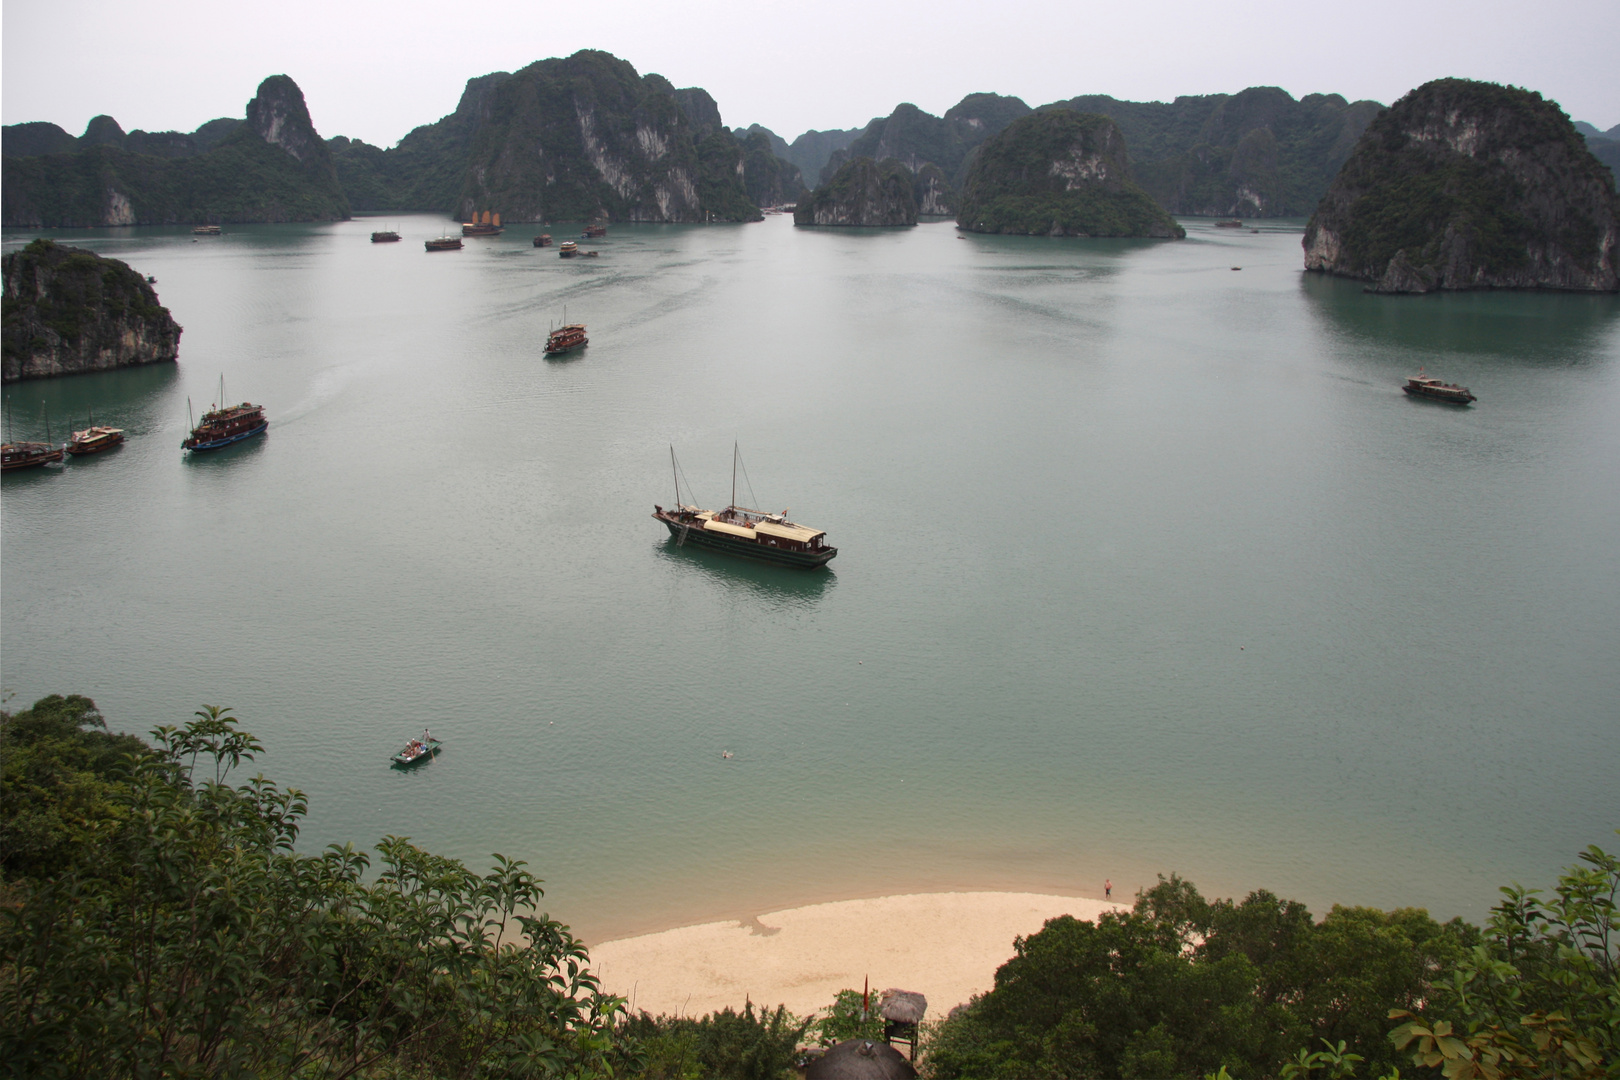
[654,539,836,608]
[1300,272,1620,364]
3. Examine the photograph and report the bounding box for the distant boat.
[1403,371,1477,405]
[426,235,463,251]
[583,224,607,239]
[371,229,401,243]
[192,224,221,235]
[463,211,504,237]
[559,240,579,258]
[66,413,125,455]
[392,728,442,767]
[1214,219,1243,228]
[545,318,588,356]
[653,445,838,568]
[534,233,553,247]
[183,376,268,452]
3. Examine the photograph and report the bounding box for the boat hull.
[658,516,836,568]
[2,444,64,471]
[66,436,124,455]
[1403,385,1476,405]
[184,421,268,451]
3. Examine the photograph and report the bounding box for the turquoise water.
[3,216,1617,942]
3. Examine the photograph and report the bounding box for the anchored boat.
[67,425,125,455]
[463,211,503,236]
[371,229,401,243]
[426,235,463,251]
[654,446,837,568]
[1403,371,1477,405]
[2,441,63,471]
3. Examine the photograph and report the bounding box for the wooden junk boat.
[67,423,125,455]
[371,229,401,243]
[425,235,463,251]
[3,405,65,471]
[2,440,64,471]
[183,381,267,452]
[1403,371,1477,405]
[192,224,222,236]
[559,240,579,258]
[463,211,503,237]
[534,233,554,247]
[545,320,588,355]
[583,224,607,239]
[391,728,442,768]
[653,446,837,568]
[1214,219,1243,228]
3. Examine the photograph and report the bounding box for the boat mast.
[187,396,194,432]
[671,446,680,507]
[732,441,738,510]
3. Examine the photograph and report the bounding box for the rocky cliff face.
[1,76,348,226]
[451,51,759,223]
[836,95,1033,190]
[1057,87,1380,217]
[1303,79,1620,293]
[793,157,917,226]
[2,240,181,382]
[913,162,956,215]
[956,111,1184,238]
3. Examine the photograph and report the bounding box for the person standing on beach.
[1105,879,1112,900]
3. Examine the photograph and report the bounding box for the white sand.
[591,891,1125,1020]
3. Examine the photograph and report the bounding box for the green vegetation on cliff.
[1,77,348,227]
[1,697,620,1078]
[450,51,760,223]
[1049,87,1381,218]
[3,239,181,382]
[793,157,916,226]
[957,110,1184,238]
[927,850,1619,1080]
[1304,79,1620,292]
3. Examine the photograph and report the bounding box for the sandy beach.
[590,891,1125,1020]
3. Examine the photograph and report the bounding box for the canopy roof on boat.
[703,519,756,539]
[755,520,823,543]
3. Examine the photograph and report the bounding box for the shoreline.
[590,890,1126,1020]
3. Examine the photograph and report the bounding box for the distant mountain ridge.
[2,76,346,227]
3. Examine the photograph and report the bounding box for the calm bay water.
[3,215,1617,943]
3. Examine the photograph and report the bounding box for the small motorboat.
[391,728,442,767]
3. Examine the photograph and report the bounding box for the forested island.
[1304,79,1620,293]
[1,77,348,227]
[3,692,1614,1078]
[955,111,1185,238]
[2,239,181,382]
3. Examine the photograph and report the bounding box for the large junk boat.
[654,504,837,567]
[545,322,588,355]
[192,224,222,236]
[534,233,553,247]
[1403,372,1477,405]
[583,224,607,238]
[426,235,463,251]
[559,240,579,257]
[183,382,267,452]
[2,441,64,471]
[67,425,125,455]
[653,446,837,568]
[371,229,401,243]
[463,211,504,236]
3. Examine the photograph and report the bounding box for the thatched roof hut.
[878,989,926,1024]
[804,1039,918,1080]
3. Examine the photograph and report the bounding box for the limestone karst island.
[3,37,1618,1080]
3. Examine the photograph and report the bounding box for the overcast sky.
[4,0,1616,146]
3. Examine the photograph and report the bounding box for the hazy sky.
[4,0,1616,147]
